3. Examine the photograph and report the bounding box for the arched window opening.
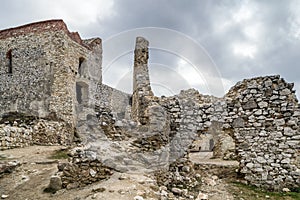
[6,50,12,74]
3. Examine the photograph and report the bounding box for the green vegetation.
[49,149,69,160]
[0,155,6,160]
[230,182,300,200]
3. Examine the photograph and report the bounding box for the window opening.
[78,57,85,76]
[6,50,12,74]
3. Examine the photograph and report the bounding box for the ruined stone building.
[0,20,299,191]
[0,20,129,145]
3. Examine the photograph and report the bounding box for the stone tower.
[0,20,102,128]
[132,37,154,124]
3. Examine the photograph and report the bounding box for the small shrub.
[49,149,69,160]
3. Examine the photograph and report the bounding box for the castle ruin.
[0,20,299,191]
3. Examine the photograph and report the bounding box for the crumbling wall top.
[0,19,88,48]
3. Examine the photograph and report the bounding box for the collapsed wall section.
[226,75,300,190]
[160,89,230,160]
[156,75,299,190]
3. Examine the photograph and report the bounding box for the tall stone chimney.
[132,37,153,124]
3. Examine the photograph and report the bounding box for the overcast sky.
[1,0,300,98]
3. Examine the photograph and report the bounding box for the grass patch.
[0,154,6,160]
[49,149,69,160]
[230,182,300,200]
[0,155,15,161]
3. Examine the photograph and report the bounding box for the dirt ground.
[0,146,299,200]
[0,146,159,200]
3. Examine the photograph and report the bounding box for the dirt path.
[188,152,239,200]
[189,152,239,166]
[0,146,158,200]
[1,147,298,200]
[0,146,63,200]
[1,147,237,200]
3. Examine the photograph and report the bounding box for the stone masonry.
[127,38,299,190]
[0,20,299,191]
[132,37,154,125]
[0,20,95,126]
[226,76,300,190]
[0,20,129,149]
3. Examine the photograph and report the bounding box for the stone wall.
[157,76,300,190]
[159,89,229,160]
[0,30,54,118]
[128,38,299,191]
[57,149,113,189]
[0,20,84,46]
[226,75,300,190]
[95,84,131,120]
[131,102,170,152]
[0,124,32,150]
[144,75,299,190]
[0,20,102,129]
[75,38,102,109]
[74,83,131,147]
[0,113,73,150]
[0,20,103,150]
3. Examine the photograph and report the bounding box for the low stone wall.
[0,124,32,150]
[0,113,73,150]
[32,119,73,145]
[57,150,113,189]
